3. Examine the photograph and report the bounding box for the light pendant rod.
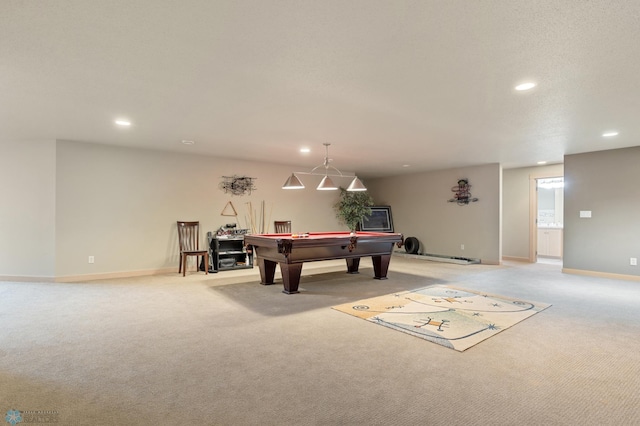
[315,143,338,190]
[310,143,342,178]
[281,143,367,191]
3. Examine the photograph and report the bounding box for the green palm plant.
[334,187,374,232]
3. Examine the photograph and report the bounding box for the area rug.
[332,285,551,351]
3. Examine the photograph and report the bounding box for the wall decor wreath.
[447,178,479,205]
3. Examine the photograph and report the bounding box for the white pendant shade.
[346,177,367,191]
[282,173,305,189]
[316,175,338,190]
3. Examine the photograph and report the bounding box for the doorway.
[534,177,564,264]
[529,174,564,265]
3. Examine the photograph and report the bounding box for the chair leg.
[205,253,209,275]
[179,253,183,274]
[182,255,187,277]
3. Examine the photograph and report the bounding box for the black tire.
[404,237,420,254]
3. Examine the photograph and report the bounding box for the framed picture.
[360,206,394,232]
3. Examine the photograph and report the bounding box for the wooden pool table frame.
[244,231,404,294]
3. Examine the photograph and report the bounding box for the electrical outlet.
[461,244,465,250]
[88,256,95,264]
[631,258,637,266]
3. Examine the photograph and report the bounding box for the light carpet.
[333,284,551,351]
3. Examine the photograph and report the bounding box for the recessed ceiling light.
[402,164,411,168]
[537,161,547,165]
[515,82,536,91]
[602,131,619,137]
[300,147,310,153]
[181,140,195,145]
[115,119,131,126]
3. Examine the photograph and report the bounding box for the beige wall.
[4,140,348,281]
[0,140,56,279]
[54,140,351,279]
[4,140,638,280]
[502,163,564,260]
[564,146,640,277]
[366,164,502,264]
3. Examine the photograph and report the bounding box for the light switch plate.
[579,210,592,218]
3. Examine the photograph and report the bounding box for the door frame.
[529,173,563,262]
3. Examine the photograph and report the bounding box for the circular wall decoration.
[447,178,479,205]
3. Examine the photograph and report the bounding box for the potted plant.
[334,187,374,233]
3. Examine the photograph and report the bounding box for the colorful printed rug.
[333,285,551,351]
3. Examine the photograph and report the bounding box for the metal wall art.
[448,179,479,205]
[219,175,256,196]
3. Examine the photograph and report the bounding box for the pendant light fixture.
[282,143,367,191]
[281,173,305,189]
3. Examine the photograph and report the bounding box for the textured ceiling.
[2,1,639,178]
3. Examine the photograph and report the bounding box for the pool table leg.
[280,263,303,294]
[345,257,361,274]
[372,254,391,280]
[257,258,277,285]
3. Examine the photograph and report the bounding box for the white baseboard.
[55,267,178,283]
[2,266,212,283]
[0,275,55,283]
[501,256,530,263]
[563,267,640,282]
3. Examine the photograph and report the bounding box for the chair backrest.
[177,221,201,251]
[274,221,291,233]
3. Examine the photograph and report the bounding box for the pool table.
[244,231,404,294]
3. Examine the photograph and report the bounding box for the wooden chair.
[177,221,209,276]
[274,220,292,233]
